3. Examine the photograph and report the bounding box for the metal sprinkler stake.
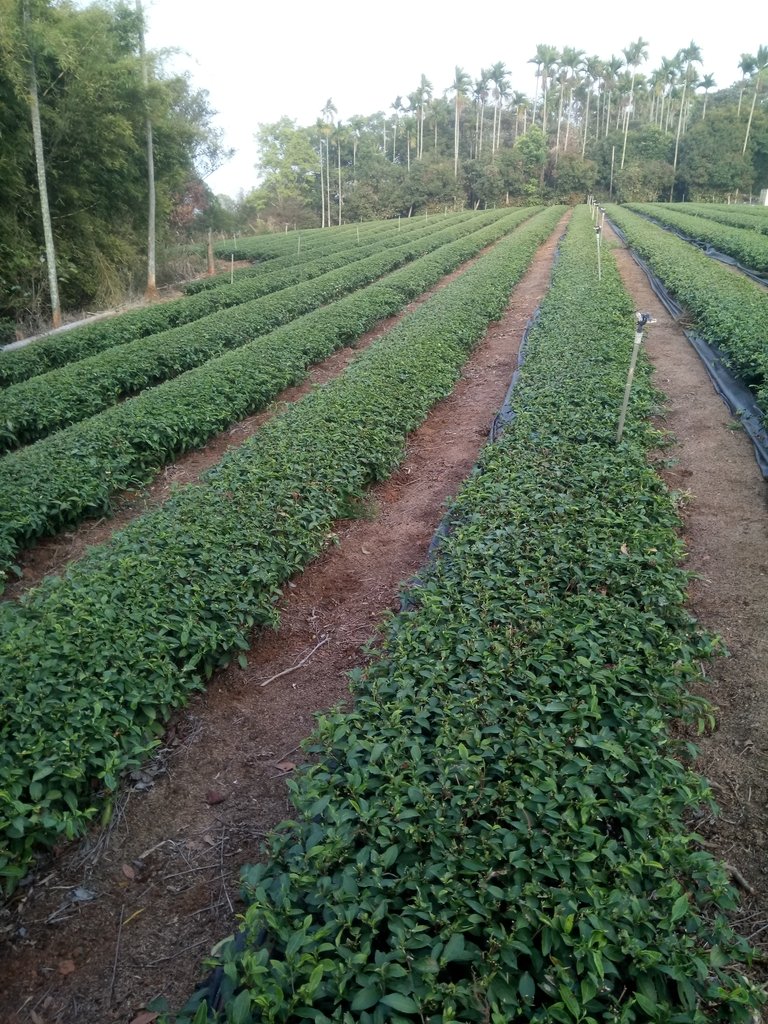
[595,224,602,281]
[616,313,655,444]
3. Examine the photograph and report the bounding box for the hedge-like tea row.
[0,211,514,450]
[212,213,431,263]
[0,206,565,890]
[0,209,500,402]
[172,206,760,1024]
[0,212,487,392]
[627,203,768,273]
[0,207,547,588]
[187,212,478,295]
[673,203,768,237]
[607,205,768,399]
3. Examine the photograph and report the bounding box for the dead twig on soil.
[141,937,208,968]
[108,903,125,1006]
[162,862,220,882]
[219,826,234,916]
[724,862,756,895]
[258,635,330,687]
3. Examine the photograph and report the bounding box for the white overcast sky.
[143,0,764,197]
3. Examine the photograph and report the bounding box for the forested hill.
[247,46,767,230]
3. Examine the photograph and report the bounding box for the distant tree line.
[238,41,768,232]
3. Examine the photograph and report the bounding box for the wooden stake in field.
[230,254,234,285]
[616,313,654,443]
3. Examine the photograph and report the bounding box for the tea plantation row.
[0,207,552,590]
[626,203,768,274]
[172,206,760,1024]
[0,211,478,389]
[0,210,517,449]
[0,207,564,890]
[670,202,768,237]
[606,205,768,410]
[188,212,479,295]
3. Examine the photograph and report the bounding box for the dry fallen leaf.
[361,545,372,555]
[205,790,227,805]
[620,543,630,556]
[121,863,136,881]
[130,1013,159,1024]
[58,958,76,976]
[276,761,296,772]
[30,1010,45,1024]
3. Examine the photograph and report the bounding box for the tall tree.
[538,45,560,141]
[135,0,156,299]
[448,65,471,177]
[473,70,490,157]
[556,47,584,160]
[321,97,336,226]
[670,41,702,199]
[20,0,61,327]
[743,44,768,154]
[699,73,716,118]
[602,55,624,137]
[391,95,403,162]
[737,53,756,117]
[620,37,649,168]
[528,49,543,126]
[581,56,602,157]
[488,61,508,155]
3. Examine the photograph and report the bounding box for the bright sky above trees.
[143,0,764,196]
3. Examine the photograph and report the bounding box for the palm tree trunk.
[564,86,574,152]
[670,79,688,200]
[743,78,761,154]
[555,80,564,160]
[337,140,342,226]
[581,88,591,158]
[620,73,636,169]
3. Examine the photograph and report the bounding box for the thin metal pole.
[595,226,602,282]
[617,315,653,443]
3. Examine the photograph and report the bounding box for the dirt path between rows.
[6,239,505,602]
[0,215,569,1024]
[607,229,768,980]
